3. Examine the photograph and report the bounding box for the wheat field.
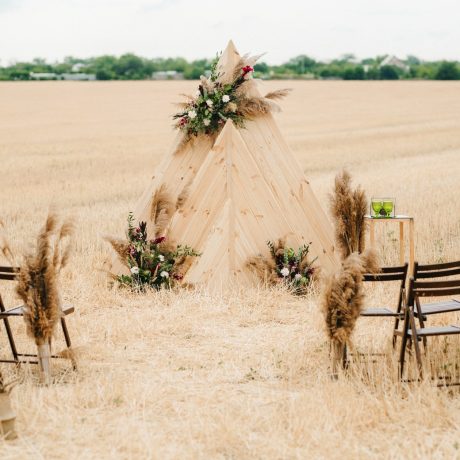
[1,81,460,459]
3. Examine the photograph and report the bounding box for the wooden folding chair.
[360,263,409,346]
[412,260,460,323]
[0,266,75,365]
[399,277,460,384]
[341,264,409,368]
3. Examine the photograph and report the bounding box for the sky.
[1,0,459,64]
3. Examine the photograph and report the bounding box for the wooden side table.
[365,215,415,269]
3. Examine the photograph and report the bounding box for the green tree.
[435,61,460,80]
[342,65,365,80]
[379,65,399,80]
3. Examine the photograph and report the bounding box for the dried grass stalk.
[105,237,129,266]
[246,255,278,284]
[321,249,380,373]
[238,97,280,118]
[330,170,368,260]
[16,212,74,384]
[0,220,15,265]
[150,185,175,238]
[264,89,292,100]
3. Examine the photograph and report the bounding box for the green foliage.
[116,213,200,291]
[267,241,317,294]
[1,53,460,81]
[435,61,460,80]
[379,65,399,80]
[173,54,251,138]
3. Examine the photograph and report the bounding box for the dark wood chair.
[412,260,460,322]
[360,263,409,346]
[0,266,75,365]
[341,264,409,369]
[399,277,460,383]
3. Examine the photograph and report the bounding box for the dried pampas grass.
[321,249,380,373]
[264,89,292,100]
[16,213,74,346]
[15,212,74,384]
[330,170,368,260]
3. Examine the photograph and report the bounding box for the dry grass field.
[1,80,460,459]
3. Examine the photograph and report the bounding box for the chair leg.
[399,307,411,380]
[1,297,19,364]
[409,311,423,379]
[60,317,71,348]
[2,317,19,364]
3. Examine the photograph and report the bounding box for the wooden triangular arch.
[111,41,339,286]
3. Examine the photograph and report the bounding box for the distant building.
[30,72,58,80]
[61,73,96,81]
[152,70,184,80]
[29,72,96,81]
[71,63,86,72]
[379,55,409,72]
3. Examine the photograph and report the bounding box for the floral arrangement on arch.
[173,52,291,151]
[107,185,199,291]
[109,213,199,291]
[247,239,318,295]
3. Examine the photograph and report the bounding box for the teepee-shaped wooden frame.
[112,41,339,289]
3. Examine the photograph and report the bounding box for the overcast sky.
[1,0,459,64]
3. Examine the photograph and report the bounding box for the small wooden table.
[365,215,415,269]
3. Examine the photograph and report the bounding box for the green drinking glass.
[371,199,383,218]
[382,199,394,218]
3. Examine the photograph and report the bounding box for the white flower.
[195,90,201,98]
[280,267,290,277]
[206,99,213,107]
[160,271,169,278]
[130,266,139,275]
[222,95,230,103]
[203,119,211,126]
[158,255,164,261]
[294,273,302,280]
[188,110,197,119]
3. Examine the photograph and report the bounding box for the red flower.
[173,272,184,281]
[242,65,254,76]
[179,117,188,126]
[152,236,166,245]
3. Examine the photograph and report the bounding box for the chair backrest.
[363,263,409,311]
[364,263,408,284]
[408,277,460,307]
[413,260,460,280]
[0,266,19,281]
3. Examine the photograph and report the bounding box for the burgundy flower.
[152,236,166,245]
[173,272,184,281]
[179,117,188,126]
[242,65,254,76]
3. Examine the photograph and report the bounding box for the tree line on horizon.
[1,53,459,81]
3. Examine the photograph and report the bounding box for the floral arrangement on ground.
[173,52,291,151]
[108,213,199,291]
[247,239,317,295]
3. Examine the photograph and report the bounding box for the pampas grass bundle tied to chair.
[330,170,367,260]
[322,170,377,375]
[15,213,74,385]
[321,250,380,374]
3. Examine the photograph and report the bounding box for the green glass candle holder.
[371,197,395,218]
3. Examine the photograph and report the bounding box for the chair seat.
[408,325,460,337]
[418,300,460,315]
[0,304,74,318]
[360,306,400,317]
